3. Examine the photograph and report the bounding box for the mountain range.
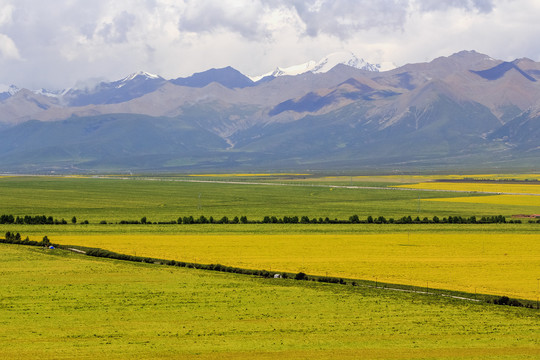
[0,50,539,173]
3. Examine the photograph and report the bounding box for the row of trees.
[2,231,50,246]
[0,214,87,225]
[2,214,530,226]
[367,215,510,224]
[173,214,513,224]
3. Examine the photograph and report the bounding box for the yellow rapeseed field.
[395,182,540,194]
[52,232,540,300]
[425,194,540,207]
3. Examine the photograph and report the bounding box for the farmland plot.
[50,231,540,300]
[0,244,538,360]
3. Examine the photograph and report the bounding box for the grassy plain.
[1,244,539,359]
[0,175,539,300]
[47,231,540,300]
[0,175,538,222]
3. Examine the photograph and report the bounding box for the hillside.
[0,50,539,172]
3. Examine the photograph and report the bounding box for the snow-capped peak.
[121,71,162,83]
[0,84,20,95]
[249,51,392,81]
[33,88,64,98]
[115,71,163,88]
[311,51,377,73]
[249,61,317,82]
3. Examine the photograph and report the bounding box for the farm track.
[367,285,481,302]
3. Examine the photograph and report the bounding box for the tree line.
[0,214,88,225]
[1,213,533,225]
[136,214,515,224]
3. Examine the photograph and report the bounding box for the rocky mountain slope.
[0,50,539,172]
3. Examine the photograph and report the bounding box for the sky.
[1,0,540,90]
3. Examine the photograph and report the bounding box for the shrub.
[218,216,229,224]
[198,215,209,224]
[295,272,308,280]
[376,216,387,224]
[494,296,510,305]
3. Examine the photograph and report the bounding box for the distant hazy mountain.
[0,50,539,172]
[0,85,20,101]
[63,71,167,106]
[249,51,387,82]
[171,66,254,89]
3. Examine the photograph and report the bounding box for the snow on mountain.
[2,85,20,96]
[116,71,163,88]
[249,51,391,81]
[250,60,318,82]
[311,51,374,73]
[0,85,20,101]
[33,88,65,98]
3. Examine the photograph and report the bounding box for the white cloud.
[0,0,539,89]
[0,33,20,59]
[0,2,14,26]
[178,0,270,40]
[290,0,410,38]
[415,0,495,13]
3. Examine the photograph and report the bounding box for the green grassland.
[0,176,538,223]
[1,175,539,358]
[1,244,538,360]
[0,175,538,241]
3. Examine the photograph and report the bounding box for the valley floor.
[1,244,538,359]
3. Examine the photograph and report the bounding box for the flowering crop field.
[425,194,540,208]
[1,244,539,359]
[50,231,540,300]
[280,173,540,185]
[395,181,540,195]
[2,175,540,358]
[2,175,539,301]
